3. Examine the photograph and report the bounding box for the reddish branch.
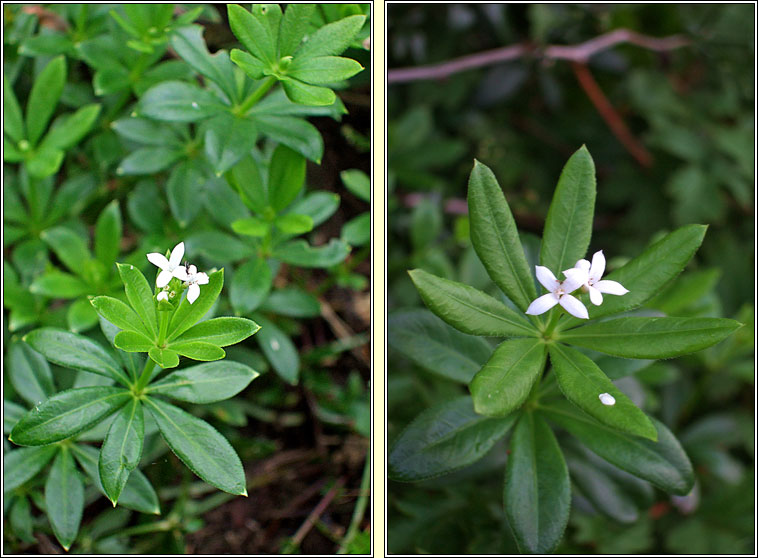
[387,28,690,84]
[289,478,346,547]
[570,62,653,168]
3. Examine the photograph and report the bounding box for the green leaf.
[40,104,101,151]
[3,76,25,142]
[467,160,536,311]
[26,55,66,145]
[389,396,517,482]
[228,4,276,65]
[229,49,266,80]
[268,144,306,211]
[171,25,238,103]
[91,296,153,339]
[114,330,154,352]
[138,81,226,122]
[340,168,370,202]
[204,114,258,176]
[29,270,89,298]
[286,191,340,226]
[111,116,183,147]
[118,146,184,175]
[4,400,28,434]
[172,317,260,346]
[288,56,363,84]
[272,239,350,268]
[148,347,180,369]
[254,315,299,384]
[275,213,313,234]
[561,317,743,359]
[25,145,65,178]
[540,145,596,274]
[408,268,536,338]
[278,3,316,56]
[66,298,99,333]
[505,412,570,554]
[342,212,370,246]
[252,114,323,163]
[646,268,721,315]
[470,339,547,417]
[231,216,269,237]
[99,398,144,505]
[231,257,272,313]
[144,397,247,495]
[167,269,224,341]
[40,226,91,275]
[548,343,657,440]
[9,496,35,544]
[45,449,84,551]
[71,444,160,515]
[117,263,158,338]
[169,341,226,361]
[295,14,366,58]
[94,200,122,268]
[560,225,707,326]
[146,361,259,403]
[3,446,58,492]
[10,386,130,446]
[388,309,492,384]
[166,159,206,226]
[24,328,131,386]
[48,172,97,223]
[541,400,695,495]
[282,78,336,106]
[259,287,320,317]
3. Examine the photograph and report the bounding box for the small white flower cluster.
[147,242,209,304]
[526,250,628,320]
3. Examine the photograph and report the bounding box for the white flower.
[526,266,589,320]
[157,291,169,302]
[564,250,629,306]
[147,242,188,288]
[599,392,616,406]
[184,264,209,304]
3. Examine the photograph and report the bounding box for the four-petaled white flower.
[147,242,188,288]
[564,250,629,306]
[157,291,169,302]
[598,392,616,406]
[526,266,590,320]
[184,264,209,304]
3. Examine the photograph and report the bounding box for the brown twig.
[387,28,690,84]
[571,62,653,168]
[289,478,346,548]
[319,299,370,366]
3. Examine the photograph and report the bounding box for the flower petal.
[559,294,589,319]
[588,285,603,306]
[598,393,616,406]
[187,283,200,304]
[535,266,559,291]
[157,291,169,301]
[156,269,173,288]
[196,272,209,285]
[169,242,185,269]
[595,280,629,296]
[574,259,591,273]
[173,266,189,281]
[525,293,559,315]
[562,268,588,293]
[147,252,170,270]
[589,250,605,281]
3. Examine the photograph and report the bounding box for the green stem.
[337,449,370,554]
[235,76,276,116]
[135,357,156,392]
[157,310,169,347]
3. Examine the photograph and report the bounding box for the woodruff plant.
[7,243,260,549]
[389,146,743,553]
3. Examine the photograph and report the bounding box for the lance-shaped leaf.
[548,343,657,440]
[278,4,316,57]
[40,226,90,275]
[272,239,350,268]
[409,268,536,338]
[540,146,596,274]
[470,338,547,417]
[138,81,226,122]
[144,397,247,495]
[560,317,742,359]
[94,200,122,268]
[505,412,570,554]
[540,400,695,495]
[171,25,238,103]
[8,340,55,406]
[560,224,707,328]
[146,361,259,403]
[167,269,224,341]
[148,347,180,369]
[228,4,276,66]
[45,449,84,551]
[115,330,154,352]
[91,296,153,339]
[169,341,225,361]
[294,14,366,58]
[26,55,66,145]
[230,257,272,314]
[389,396,517,482]
[24,328,131,387]
[99,398,144,505]
[3,446,59,492]
[171,317,260,347]
[254,315,299,385]
[467,160,536,311]
[10,387,131,446]
[117,263,158,338]
[388,309,493,384]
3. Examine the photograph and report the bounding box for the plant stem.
[157,309,169,347]
[236,76,276,116]
[337,449,370,554]
[135,357,156,392]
